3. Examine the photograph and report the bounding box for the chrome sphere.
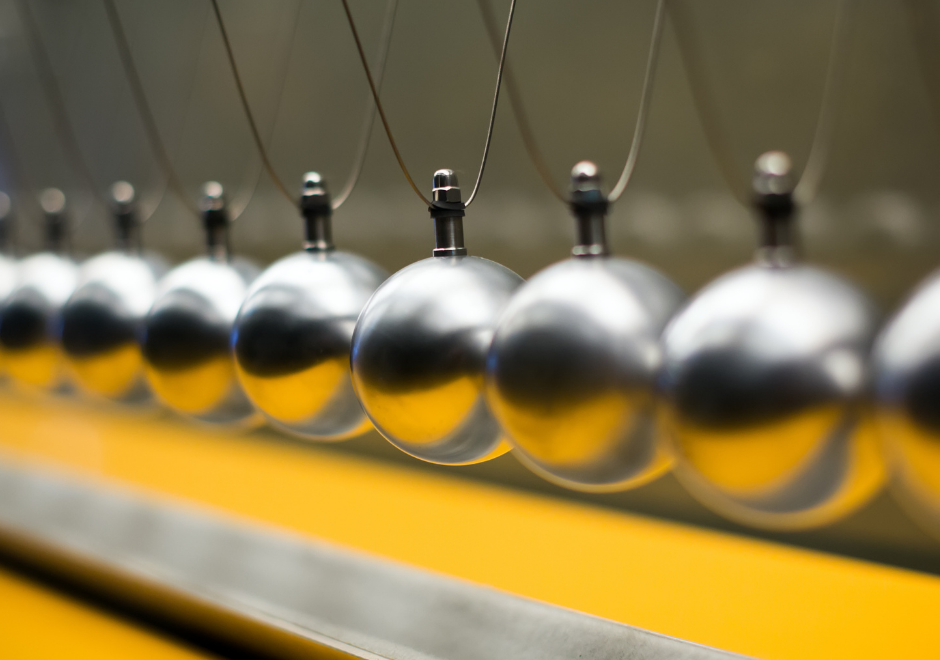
[873,270,940,533]
[233,172,388,440]
[486,162,684,491]
[0,189,76,391]
[61,251,165,402]
[61,183,166,402]
[141,182,260,426]
[352,255,522,464]
[350,169,523,464]
[660,153,883,530]
[0,251,78,390]
[143,256,259,425]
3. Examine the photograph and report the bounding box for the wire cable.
[477,0,665,204]
[103,0,203,220]
[476,0,564,202]
[13,0,109,214]
[341,0,517,208]
[668,0,851,207]
[211,0,399,211]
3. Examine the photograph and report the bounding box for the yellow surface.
[0,566,216,660]
[0,393,938,660]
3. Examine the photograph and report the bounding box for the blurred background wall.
[0,0,937,310]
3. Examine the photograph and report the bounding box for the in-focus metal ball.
[351,170,523,464]
[0,189,77,391]
[142,182,260,426]
[873,270,940,534]
[660,152,883,529]
[233,173,387,440]
[486,162,684,491]
[61,183,166,403]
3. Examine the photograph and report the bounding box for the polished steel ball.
[0,251,78,391]
[486,162,684,491]
[873,270,940,533]
[60,183,166,403]
[233,173,388,440]
[662,264,882,528]
[143,255,259,425]
[660,154,882,529]
[61,251,165,402]
[352,255,522,463]
[0,189,76,391]
[141,183,260,426]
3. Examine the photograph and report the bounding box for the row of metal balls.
[0,152,937,536]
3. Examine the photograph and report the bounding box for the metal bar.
[0,455,743,660]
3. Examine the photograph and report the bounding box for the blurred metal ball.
[233,173,387,439]
[143,256,259,425]
[486,162,684,491]
[662,264,882,529]
[61,251,165,402]
[0,252,78,390]
[873,270,940,534]
[234,251,386,439]
[352,255,522,464]
[660,153,883,530]
[488,259,683,490]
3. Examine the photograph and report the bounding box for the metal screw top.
[39,188,68,254]
[430,169,466,257]
[569,161,609,258]
[752,151,797,267]
[753,151,794,196]
[110,181,140,254]
[199,181,231,261]
[300,172,334,252]
[432,169,461,204]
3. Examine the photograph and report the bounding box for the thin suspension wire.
[210,0,293,204]
[13,0,108,211]
[341,0,517,208]
[607,0,665,203]
[211,0,398,212]
[903,0,940,144]
[331,0,399,210]
[224,0,303,220]
[476,0,564,202]
[103,0,203,220]
[464,0,516,207]
[668,0,851,207]
[477,0,665,204]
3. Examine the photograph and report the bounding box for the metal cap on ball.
[39,188,68,254]
[300,172,334,252]
[110,181,141,254]
[569,160,609,257]
[200,181,231,262]
[753,151,797,267]
[430,169,466,257]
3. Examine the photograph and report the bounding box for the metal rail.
[0,455,743,660]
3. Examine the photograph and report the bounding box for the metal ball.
[142,256,260,426]
[351,255,523,464]
[0,253,17,376]
[487,258,683,491]
[0,252,78,390]
[60,251,165,402]
[873,270,940,534]
[661,263,883,529]
[233,250,387,439]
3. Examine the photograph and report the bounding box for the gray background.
[2,0,940,572]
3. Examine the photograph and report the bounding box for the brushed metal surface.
[0,456,742,660]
